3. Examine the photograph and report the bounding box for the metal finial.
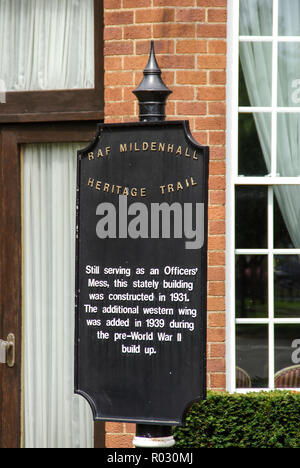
[133,41,172,122]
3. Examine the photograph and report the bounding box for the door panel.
[23,142,94,448]
[0,127,22,448]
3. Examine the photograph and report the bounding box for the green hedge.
[173,391,300,448]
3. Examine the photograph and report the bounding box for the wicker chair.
[236,366,252,388]
[274,365,300,388]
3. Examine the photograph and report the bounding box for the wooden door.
[0,123,105,448]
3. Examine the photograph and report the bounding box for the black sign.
[75,121,209,426]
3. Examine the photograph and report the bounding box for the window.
[227,0,300,391]
[0,0,103,122]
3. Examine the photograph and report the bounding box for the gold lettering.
[185,148,191,158]
[191,177,197,186]
[160,185,166,195]
[120,144,127,152]
[185,179,190,187]
[143,142,149,151]
[134,142,140,152]
[151,142,157,151]
[129,142,133,152]
[168,184,174,193]
[158,142,166,152]
[106,146,111,156]
[176,146,182,156]
[167,144,174,153]
[193,150,198,160]
[86,179,150,198]
[88,152,94,160]
[177,181,183,191]
[98,149,104,158]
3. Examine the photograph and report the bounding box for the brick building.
[103,0,226,448]
[1,0,299,449]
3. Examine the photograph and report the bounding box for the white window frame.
[226,0,300,393]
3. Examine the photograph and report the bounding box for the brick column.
[103,0,227,448]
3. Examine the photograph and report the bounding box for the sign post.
[74,42,209,448]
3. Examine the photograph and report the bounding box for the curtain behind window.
[23,143,94,448]
[0,0,94,91]
[240,0,300,247]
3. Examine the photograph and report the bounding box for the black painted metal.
[136,424,173,439]
[134,41,174,445]
[74,41,208,437]
[133,41,172,122]
[75,120,208,425]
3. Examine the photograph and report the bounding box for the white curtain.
[23,143,94,448]
[9,0,96,448]
[240,0,300,247]
[0,0,94,91]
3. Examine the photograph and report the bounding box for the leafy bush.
[174,391,300,448]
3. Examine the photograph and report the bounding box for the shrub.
[173,391,300,448]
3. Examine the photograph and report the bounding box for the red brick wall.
[103,0,227,448]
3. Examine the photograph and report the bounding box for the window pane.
[239,0,273,36]
[274,256,300,319]
[239,59,250,107]
[0,0,94,91]
[239,43,272,107]
[278,43,300,107]
[278,0,300,36]
[275,325,300,388]
[23,142,94,447]
[277,114,300,177]
[235,186,267,249]
[274,186,299,248]
[236,255,268,319]
[236,324,268,388]
[238,113,270,176]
